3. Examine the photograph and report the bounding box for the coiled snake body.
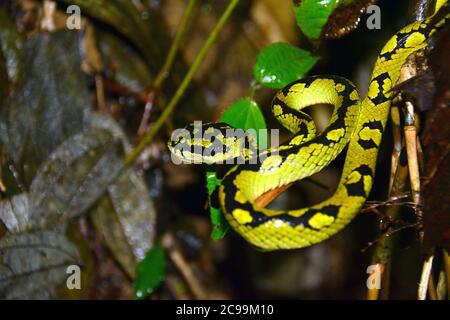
[169,1,450,250]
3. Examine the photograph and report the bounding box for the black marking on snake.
[279,75,350,97]
[379,35,407,61]
[279,75,320,96]
[368,72,391,105]
[272,98,313,135]
[174,140,233,159]
[357,120,384,150]
[345,165,373,197]
[357,139,378,150]
[379,27,426,61]
[243,205,340,229]
[293,122,309,140]
[380,17,446,62]
[204,144,229,157]
[172,141,194,156]
[282,78,357,153]
[220,164,260,220]
[221,167,340,229]
[309,83,357,147]
[364,120,384,132]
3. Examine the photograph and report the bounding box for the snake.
[168,1,450,250]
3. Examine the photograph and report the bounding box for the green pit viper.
[168,0,450,250]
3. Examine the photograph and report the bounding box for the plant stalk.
[124,0,240,166]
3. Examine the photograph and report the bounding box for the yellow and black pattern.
[169,122,259,164]
[168,2,450,250]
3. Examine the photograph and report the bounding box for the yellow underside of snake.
[169,1,450,250]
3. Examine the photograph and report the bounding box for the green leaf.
[206,169,228,240]
[134,245,165,300]
[220,98,267,148]
[210,206,229,240]
[206,169,222,196]
[253,43,317,89]
[293,0,353,39]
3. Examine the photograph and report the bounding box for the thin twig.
[162,233,208,300]
[135,0,197,143]
[443,249,450,298]
[124,0,240,166]
[428,272,438,300]
[95,74,106,113]
[362,222,420,253]
[102,79,149,103]
[404,102,421,209]
[136,91,156,143]
[153,0,198,90]
[436,269,447,300]
[165,274,192,300]
[362,194,416,213]
[418,253,434,300]
[41,1,56,31]
[389,105,402,191]
[413,0,431,21]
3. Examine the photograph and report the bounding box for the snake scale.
[169,1,450,250]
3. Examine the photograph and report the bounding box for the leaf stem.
[153,0,198,90]
[124,0,240,166]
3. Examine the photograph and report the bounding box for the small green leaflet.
[133,244,165,300]
[253,43,317,89]
[294,0,354,39]
[206,98,267,240]
[206,168,228,240]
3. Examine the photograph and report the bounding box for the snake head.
[168,122,258,165]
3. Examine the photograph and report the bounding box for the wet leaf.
[91,171,156,278]
[0,193,31,233]
[90,115,156,278]
[0,30,91,185]
[97,29,153,93]
[0,5,24,85]
[0,49,7,101]
[293,0,353,39]
[0,227,80,299]
[55,0,166,71]
[29,126,124,231]
[253,43,317,89]
[133,244,165,300]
